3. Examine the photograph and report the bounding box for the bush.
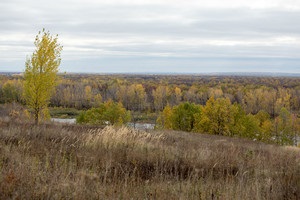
[76,100,131,125]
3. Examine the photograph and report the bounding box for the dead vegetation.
[0,120,299,199]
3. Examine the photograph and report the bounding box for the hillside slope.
[0,122,299,199]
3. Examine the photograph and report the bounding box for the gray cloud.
[0,0,299,73]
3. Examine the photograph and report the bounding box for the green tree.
[226,103,261,140]
[228,103,248,137]
[77,100,131,126]
[171,102,201,132]
[103,101,131,125]
[23,29,62,124]
[255,110,273,142]
[274,107,294,145]
[241,114,260,139]
[1,80,22,103]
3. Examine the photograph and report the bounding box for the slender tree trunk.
[34,108,39,125]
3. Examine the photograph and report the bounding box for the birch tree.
[24,29,62,124]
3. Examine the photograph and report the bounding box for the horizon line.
[1,71,300,77]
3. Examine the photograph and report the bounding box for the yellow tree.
[84,85,92,107]
[23,29,62,124]
[85,85,92,102]
[152,85,170,111]
[93,93,103,107]
[128,84,146,111]
[199,97,233,135]
[174,87,182,105]
[156,104,173,129]
[274,107,295,145]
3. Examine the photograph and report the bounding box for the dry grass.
[0,121,299,199]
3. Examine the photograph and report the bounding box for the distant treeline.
[0,74,299,117]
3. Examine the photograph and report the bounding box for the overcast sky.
[0,0,300,73]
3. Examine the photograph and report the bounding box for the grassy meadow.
[0,115,299,199]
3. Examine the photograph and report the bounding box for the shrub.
[76,100,131,125]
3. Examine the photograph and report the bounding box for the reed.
[0,121,299,199]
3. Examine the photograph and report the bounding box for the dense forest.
[0,73,299,145]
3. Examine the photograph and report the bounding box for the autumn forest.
[1,73,299,145]
[1,0,300,197]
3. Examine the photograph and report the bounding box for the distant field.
[0,121,299,199]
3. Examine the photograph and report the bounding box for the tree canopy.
[76,100,131,126]
[23,29,62,124]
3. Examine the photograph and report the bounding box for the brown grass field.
[0,119,299,199]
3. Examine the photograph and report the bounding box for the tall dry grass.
[0,121,299,199]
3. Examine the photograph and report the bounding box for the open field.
[0,120,299,199]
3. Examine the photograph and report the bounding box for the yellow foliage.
[156,104,173,129]
[85,86,92,102]
[23,109,32,120]
[23,29,62,124]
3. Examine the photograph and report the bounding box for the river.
[51,118,155,130]
[51,118,76,124]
